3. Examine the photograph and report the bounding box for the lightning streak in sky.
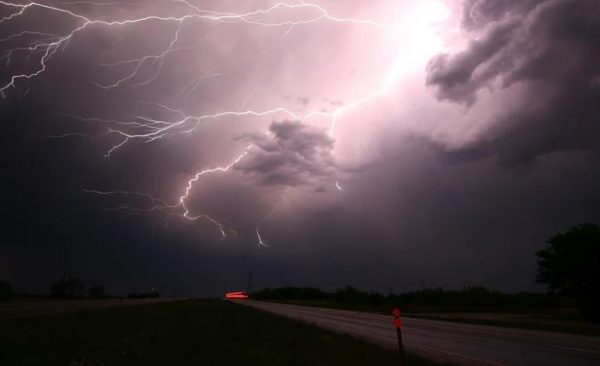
[177,144,255,238]
[0,0,391,95]
[256,227,268,247]
[0,1,442,243]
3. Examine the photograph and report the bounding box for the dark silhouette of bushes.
[51,277,85,298]
[88,286,106,299]
[253,287,327,301]
[253,285,572,313]
[128,290,160,299]
[0,280,16,302]
[387,287,567,310]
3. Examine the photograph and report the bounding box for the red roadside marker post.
[392,306,405,366]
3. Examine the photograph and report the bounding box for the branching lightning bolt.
[0,0,391,95]
[177,144,254,238]
[1,0,403,244]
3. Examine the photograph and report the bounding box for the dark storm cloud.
[2,0,600,299]
[426,18,519,104]
[236,121,336,186]
[461,0,544,30]
[427,0,600,163]
[0,0,358,296]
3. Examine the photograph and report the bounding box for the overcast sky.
[1,0,599,296]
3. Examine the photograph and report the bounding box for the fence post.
[392,307,405,365]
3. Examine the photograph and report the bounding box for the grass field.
[0,299,450,366]
[405,312,600,337]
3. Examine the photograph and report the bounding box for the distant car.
[225,291,249,299]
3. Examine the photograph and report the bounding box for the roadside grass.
[405,313,600,337]
[267,299,600,337]
[0,299,451,366]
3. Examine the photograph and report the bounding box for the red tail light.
[225,291,249,299]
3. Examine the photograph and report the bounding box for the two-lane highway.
[242,301,600,366]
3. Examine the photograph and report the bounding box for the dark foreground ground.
[0,298,180,320]
[0,299,448,366]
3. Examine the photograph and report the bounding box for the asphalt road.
[0,298,180,320]
[241,300,600,366]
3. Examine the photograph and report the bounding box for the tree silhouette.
[0,280,16,302]
[51,276,85,299]
[89,286,106,299]
[537,223,600,322]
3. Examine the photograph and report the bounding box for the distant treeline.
[0,278,161,301]
[0,280,16,302]
[252,286,576,312]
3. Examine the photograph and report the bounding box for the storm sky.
[1,0,599,296]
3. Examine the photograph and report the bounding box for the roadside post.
[392,306,405,365]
